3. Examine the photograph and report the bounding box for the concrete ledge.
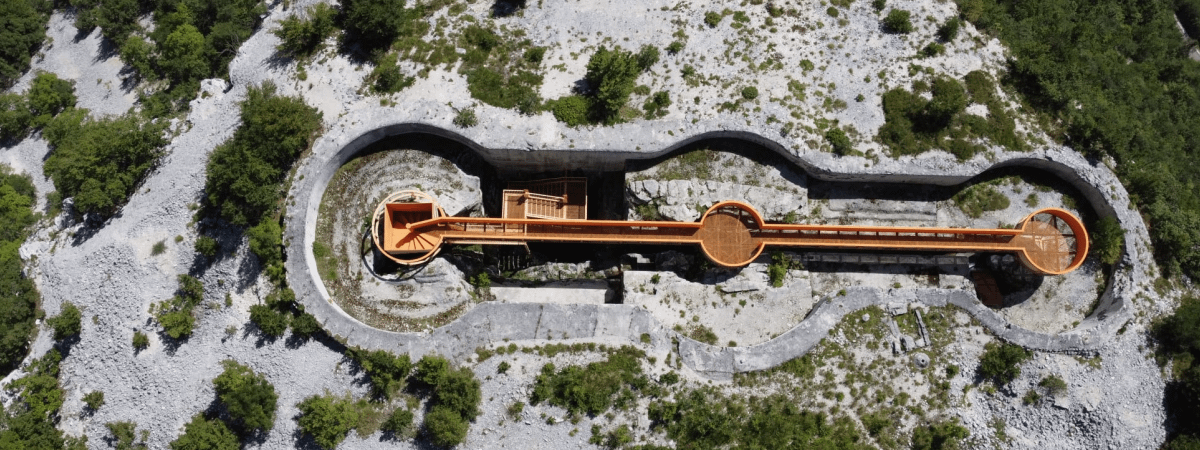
[284,102,1145,376]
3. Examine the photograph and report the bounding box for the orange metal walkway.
[371,191,1088,276]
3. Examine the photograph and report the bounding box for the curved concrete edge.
[284,100,1148,373]
[680,287,1105,379]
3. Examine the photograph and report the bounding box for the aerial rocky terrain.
[0,1,1185,449]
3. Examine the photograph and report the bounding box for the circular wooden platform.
[698,202,764,268]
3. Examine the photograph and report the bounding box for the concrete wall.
[284,102,1147,375]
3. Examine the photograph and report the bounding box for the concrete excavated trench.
[285,113,1142,378]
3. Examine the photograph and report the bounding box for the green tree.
[212,360,278,434]
[825,128,852,156]
[119,36,155,80]
[247,219,282,266]
[1091,216,1123,265]
[42,110,169,217]
[274,3,337,58]
[341,0,415,50]
[296,393,360,450]
[47,302,82,341]
[550,95,590,126]
[978,342,1030,386]
[26,72,75,125]
[347,347,412,399]
[424,405,468,447]
[0,92,33,141]
[204,82,321,226]
[249,304,288,338]
[106,421,148,450]
[924,77,967,128]
[159,23,210,84]
[0,0,48,89]
[883,9,913,33]
[382,407,414,436]
[910,419,968,450]
[169,414,240,450]
[585,46,642,124]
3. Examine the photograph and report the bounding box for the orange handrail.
[372,191,1088,275]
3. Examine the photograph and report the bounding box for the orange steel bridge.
[370,190,1088,276]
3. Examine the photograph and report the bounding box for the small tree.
[274,3,337,58]
[195,236,218,258]
[296,393,360,450]
[348,347,412,399]
[48,302,82,341]
[937,18,961,41]
[169,414,240,450]
[424,405,468,447]
[83,391,105,410]
[213,360,278,434]
[824,128,852,156]
[106,421,148,449]
[249,304,288,338]
[26,72,76,124]
[132,331,150,351]
[1038,375,1068,397]
[585,46,643,124]
[382,407,414,437]
[1091,216,1123,265]
[883,9,913,34]
[978,342,1030,386]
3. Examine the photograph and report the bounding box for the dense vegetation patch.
[549,45,660,126]
[955,0,1200,279]
[42,108,169,217]
[877,71,1022,160]
[649,387,873,449]
[0,349,88,449]
[0,167,40,377]
[212,360,278,435]
[977,342,1030,386]
[1154,296,1200,445]
[0,0,50,90]
[296,393,361,450]
[73,0,267,114]
[530,346,648,416]
[150,274,204,339]
[168,414,240,450]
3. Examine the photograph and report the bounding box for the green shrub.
[585,46,644,124]
[0,349,89,449]
[204,82,322,226]
[42,110,169,217]
[341,0,417,51]
[883,9,913,33]
[83,390,105,410]
[741,86,759,100]
[497,361,511,374]
[424,405,468,447]
[347,347,412,399]
[296,393,360,450]
[249,304,288,338]
[290,312,320,338]
[0,0,48,89]
[530,347,646,416]
[213,359,278,434]
[952,183,1010,218]
[524,47,546,64]
[169,414,240,450]
[154,275,205,339]
[453,108,478,128]
[0,93,32,141]
[371,53,415,94]
[978,342,1030,386]
[1090,216,1123,265]
[195,236,218,258]
[274,3,337,58]
[871,0,886,12]
[132,330,150,351]
[826,6,839,17]
[1038,375,1068,396]
[159,24,211,85]
[937,18,961,41]
[666,41,684,54]
[26,72,75,125]
[642,91,671,118]
[550,95,591,126]
[651,387,864,449]
[920,42,945,58]
[688,325,719,345]
[910,419,969,450]
[106,421,148,449]
[824,127,852,156]
[152,240,167,255]
[704,11,723,27]
[119,36,155,80]
[382,407,414,436]
[248,219,283,267]
[47,302,82,341]
[636,45,660,70]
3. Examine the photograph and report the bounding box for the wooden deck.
[374,192,1088,275]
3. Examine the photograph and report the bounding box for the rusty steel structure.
[370,188,1088,276]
